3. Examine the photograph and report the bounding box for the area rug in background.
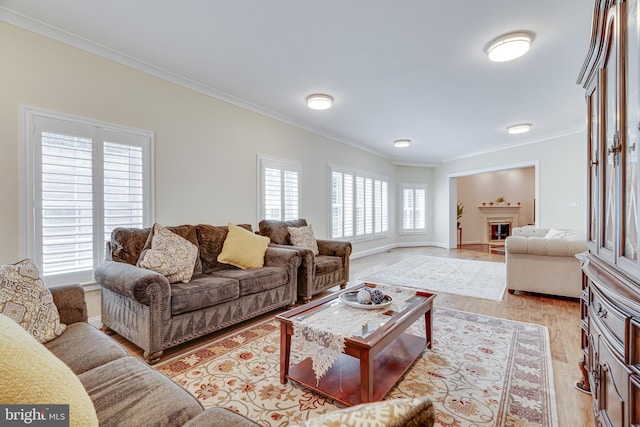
[360,255,506,301]
[157,308,557,427]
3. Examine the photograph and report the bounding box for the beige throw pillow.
[288,225,319,255]
[137,223,198,283]
[0,259,66,343]
[217,223,270,269]
[296,397,434,427]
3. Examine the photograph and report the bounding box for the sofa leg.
[339,282,347,289]
[507,289,515,294]
[101,325,115,335]
[302,296,312,303]
[144,351,163,365]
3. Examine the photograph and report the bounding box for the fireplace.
[489,220,511,242]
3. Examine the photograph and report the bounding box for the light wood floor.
[111,245,594,427]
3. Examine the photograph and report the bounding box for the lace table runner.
[291,285,420,383]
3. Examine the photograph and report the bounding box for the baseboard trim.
[89,316,102,328]
[351,241,449,259]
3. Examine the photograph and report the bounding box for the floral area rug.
[360,256,506,301]
[157,307,556,427]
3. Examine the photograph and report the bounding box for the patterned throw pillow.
[0,259,66,343]
[296,397,434,427]
[288,225,319,255]
[137,223,198,283]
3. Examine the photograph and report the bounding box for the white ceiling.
[0,0,594,164]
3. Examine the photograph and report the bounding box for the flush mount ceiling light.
[393,139,411,148]
[507,123,532,134]
[305,93,334,110]
[485,32,534,62]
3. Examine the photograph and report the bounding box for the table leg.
[280,322,291,384]
[360,350,374,403]
[425,309,433,349]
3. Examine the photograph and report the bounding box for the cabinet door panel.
[599,336,629,427]
[621,0,640,274]
[589,84,600,250]
[602,13,618,259]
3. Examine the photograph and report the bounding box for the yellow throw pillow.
[217,223,270,269]
[0,313,98,427]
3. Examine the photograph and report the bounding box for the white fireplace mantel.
[477,206,521,243]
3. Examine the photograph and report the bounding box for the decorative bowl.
[339,290,392,310]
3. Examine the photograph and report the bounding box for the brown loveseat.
[258,219,352,301]
[95,224,300,363]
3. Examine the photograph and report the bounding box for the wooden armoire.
[577,0,640,425]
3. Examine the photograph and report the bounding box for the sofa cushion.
[217,223,271,269]
[196,224,253,273]
[211,266,289,296]
[78,356,203,427]
[170,275,240,315]
[259,218,308,245]
[0,313,98,427]
[288,225,319,255]
[138,223,199,283]
[0,259,66,343]
[45,322,128,375]
[315,255,343,275]
[110,225,202,274]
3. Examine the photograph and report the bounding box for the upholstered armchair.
[258,219,352,302]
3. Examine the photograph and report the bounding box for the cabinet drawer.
[590,285,631,359]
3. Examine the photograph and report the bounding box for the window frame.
[20,106,154,286]
[399,183,428,234]
[328,163,389,241]
[256,154,302,223]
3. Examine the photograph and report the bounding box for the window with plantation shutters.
[401,183,427,233]
[22,108,153,286]
[329,164,388,240]
[258,155,301,222]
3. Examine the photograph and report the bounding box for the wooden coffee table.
[276,284,434,406]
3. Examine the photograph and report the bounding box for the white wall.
[431,132,587,247]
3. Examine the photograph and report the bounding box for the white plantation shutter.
[401,184,427,233]
[24,109,153,286]
[39,128,94,277]
[258,156,301,222]
[329,164,388,240]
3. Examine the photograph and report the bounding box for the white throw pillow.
[138,223,198,283]
[0,259,66,343]
[545,228,574,239]
[288,225,319,255]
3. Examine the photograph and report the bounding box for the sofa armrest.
[317,239,352,258]
[183,408,259,427]
[50,284,88,325]
[94,261,171,308]
[263,246,301,269]
[506,236,587,257]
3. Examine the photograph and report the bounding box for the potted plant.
[457,203,464,228]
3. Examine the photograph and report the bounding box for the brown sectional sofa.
[47,284,258,427]
[95,224,301,363]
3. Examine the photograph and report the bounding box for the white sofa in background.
[505,226,587,298]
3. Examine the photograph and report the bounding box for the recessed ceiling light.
[485,32,534,62]
[393,139,411,148]
[507,123,532,134]
[305,94,334,110]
